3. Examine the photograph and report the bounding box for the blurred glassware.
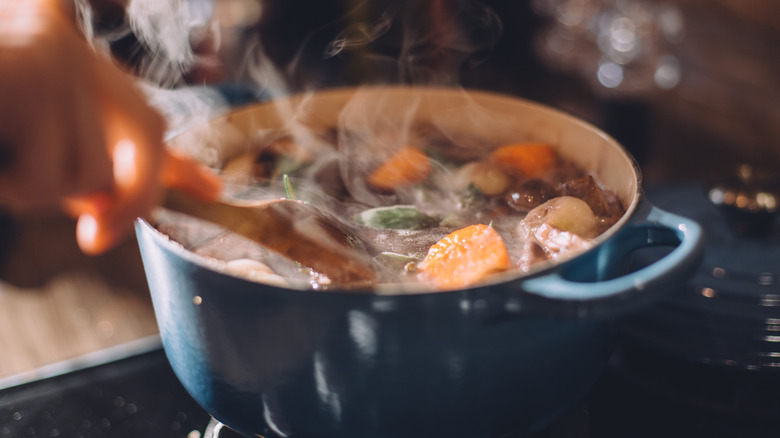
[532,0,684,96]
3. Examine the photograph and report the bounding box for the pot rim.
[146,85,644,296]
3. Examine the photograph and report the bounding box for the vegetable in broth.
[161,124,625,291]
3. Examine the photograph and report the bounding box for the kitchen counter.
[0,214,159,383]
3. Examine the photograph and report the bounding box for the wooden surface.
[0,213,159,381]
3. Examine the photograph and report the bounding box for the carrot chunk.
[367,145,432,190]
[417,224,511,290]
[489,143,558,178]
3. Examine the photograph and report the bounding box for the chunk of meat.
[527,222,592,261]
[517,196,596,265]
[505,179,556,212]
[556,175,621,218]
[516,240,547,272]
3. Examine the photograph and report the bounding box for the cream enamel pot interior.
[135,86,704,438]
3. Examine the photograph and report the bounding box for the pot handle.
[520,199,705,305]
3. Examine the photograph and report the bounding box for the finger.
[49,56,113,207]
[74,57,166,254]
[66,191,115,255]
[75,212,115,255]
[62,191,112,218]
[0,10,110,213]
[0,105,67,211]
[74,121,223,255]
[74,138,162,255]
[80,142,226,254]
[76,137,164,255]
[68,61,114,197]
[75,212,103,255]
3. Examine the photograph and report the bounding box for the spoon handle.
[162,189,376,288]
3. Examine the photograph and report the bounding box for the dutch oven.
[135,86,704,438]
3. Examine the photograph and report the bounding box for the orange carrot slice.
[367,145,432,190]
[417,224,511,290]
[489,143,558,178]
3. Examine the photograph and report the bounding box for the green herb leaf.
[355,205,438,230]
[283,174,297,200]
[373,252,419,273]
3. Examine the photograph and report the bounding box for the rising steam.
[76,0,506,171]
[78,0,504,104]
[324,7,396,59]
[125,0,217,87]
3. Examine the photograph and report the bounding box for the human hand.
[0,1,222,254]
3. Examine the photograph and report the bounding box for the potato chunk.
[224,259,288,287]
[520,196,598,240]
[454,161,510,196]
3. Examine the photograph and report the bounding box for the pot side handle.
[521,199,705,304]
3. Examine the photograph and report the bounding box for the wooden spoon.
[162,189,376,287]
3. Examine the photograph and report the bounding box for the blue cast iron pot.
[136,86,704,437]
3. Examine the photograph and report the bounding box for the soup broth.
[155,122,625,292]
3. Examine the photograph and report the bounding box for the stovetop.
[0,347,209,438]
[4,179,779,438]
[3,337,780,438]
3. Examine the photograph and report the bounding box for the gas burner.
[201,406,592,438]
[204,417,245,438]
